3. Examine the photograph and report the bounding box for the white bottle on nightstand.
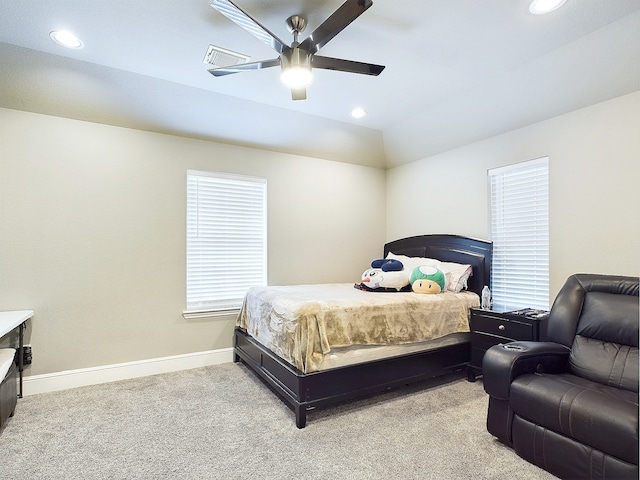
[481,286,491,310]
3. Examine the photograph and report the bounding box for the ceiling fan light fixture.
[49,30,83,49]
[529,0,567,15]
[280,47,313,88]
[281,66,313,88]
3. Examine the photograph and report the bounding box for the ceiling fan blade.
[299,0,373,54]
[311,55,384,76]
[208,58,280,76]
[291,88,307,101]
[210,0,288,54]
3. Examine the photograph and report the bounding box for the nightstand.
[467,308,548,381]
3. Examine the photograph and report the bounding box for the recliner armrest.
[482,341,570,400]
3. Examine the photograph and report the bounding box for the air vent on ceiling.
[203,45,250,68]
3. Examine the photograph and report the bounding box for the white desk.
[0,311,33,337]
[0,310,34,397]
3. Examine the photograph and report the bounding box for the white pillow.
[386,252,439,273]
[441,262,473,293]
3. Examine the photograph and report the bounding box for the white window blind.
[186,170,267,315]
[489,157,549,311]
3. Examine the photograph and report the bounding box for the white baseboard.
[22,348,234,396]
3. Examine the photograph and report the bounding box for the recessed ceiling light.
[350,107,367,119]
[50,30,83,49]
[529,0,567,15]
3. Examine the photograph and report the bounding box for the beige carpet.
[0,363,556,479]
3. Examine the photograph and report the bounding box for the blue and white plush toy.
[359,258,410,291]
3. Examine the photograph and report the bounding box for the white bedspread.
[237,283,479,373]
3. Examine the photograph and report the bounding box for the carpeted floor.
[0,363,556,479]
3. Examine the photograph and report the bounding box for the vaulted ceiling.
[1,0,640,168]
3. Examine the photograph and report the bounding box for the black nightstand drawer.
[471,315,534,341]
[467,308,547,381]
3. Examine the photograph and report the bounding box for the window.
[185,170,267,317]
[488,157,549,311]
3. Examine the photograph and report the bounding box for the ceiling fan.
[208,0,385,100]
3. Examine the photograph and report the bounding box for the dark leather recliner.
[483,274,639,479]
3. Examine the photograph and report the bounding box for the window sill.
[182,308,240,320]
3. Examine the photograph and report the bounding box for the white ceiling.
[1,0,640,169]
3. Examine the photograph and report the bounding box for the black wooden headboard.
[383,234,493,297]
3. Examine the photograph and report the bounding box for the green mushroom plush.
[410,266,446,294]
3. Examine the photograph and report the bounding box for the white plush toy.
[360,268,410,291]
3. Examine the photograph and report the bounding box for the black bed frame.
[233,234,492,428]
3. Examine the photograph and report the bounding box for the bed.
[233,234,492,428]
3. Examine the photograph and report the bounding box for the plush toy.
[410,266,446,294]
[358,259,410,291]
[360,267,409,291]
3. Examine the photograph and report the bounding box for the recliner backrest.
[547,274,639,392]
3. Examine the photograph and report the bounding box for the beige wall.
[386,90,640,301]
[3,90,639,378]
[0,108,386,375]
